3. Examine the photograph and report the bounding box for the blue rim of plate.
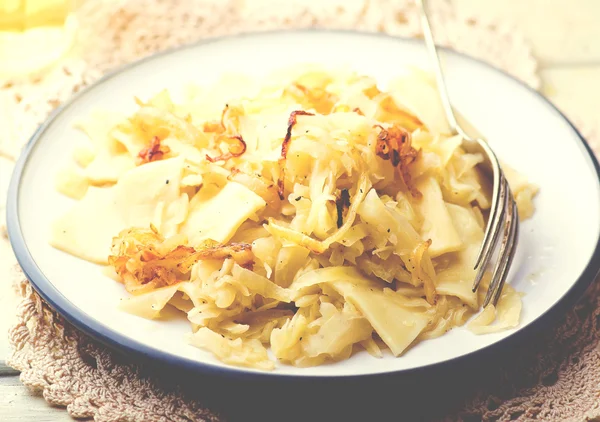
[7,29,600,381]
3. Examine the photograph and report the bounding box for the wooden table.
[2,0,600,419]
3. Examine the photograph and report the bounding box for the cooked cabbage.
[50,66,538,370]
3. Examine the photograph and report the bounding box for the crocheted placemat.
[2,1,599,421]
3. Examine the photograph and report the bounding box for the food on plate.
[50,66,537,370]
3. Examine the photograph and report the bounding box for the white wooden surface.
[2,0,600,420]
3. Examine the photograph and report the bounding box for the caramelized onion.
[137,136,171,165]
[206,135,247,163]
[277,110,314,199]
[109,227,254,293]
[375,124,421,198]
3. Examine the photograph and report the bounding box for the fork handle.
[417,0,470,140]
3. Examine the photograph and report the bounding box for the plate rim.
[7,28,600,381]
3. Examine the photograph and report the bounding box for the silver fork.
[417,0,519,307]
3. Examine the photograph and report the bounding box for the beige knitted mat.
[2,1,600,421]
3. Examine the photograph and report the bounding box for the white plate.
[7,30,600,379]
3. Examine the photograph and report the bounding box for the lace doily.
[2,1,598,421]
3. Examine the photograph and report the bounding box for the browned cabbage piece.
[375,95,424,132]
[108,227,254,294]
[204,104,247,163]
[375,124,421,198]
[137,135,171,165]
[283,82,338,114]
[205,135,247,163]
[277,110,315,199]
[130,106,208,147]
